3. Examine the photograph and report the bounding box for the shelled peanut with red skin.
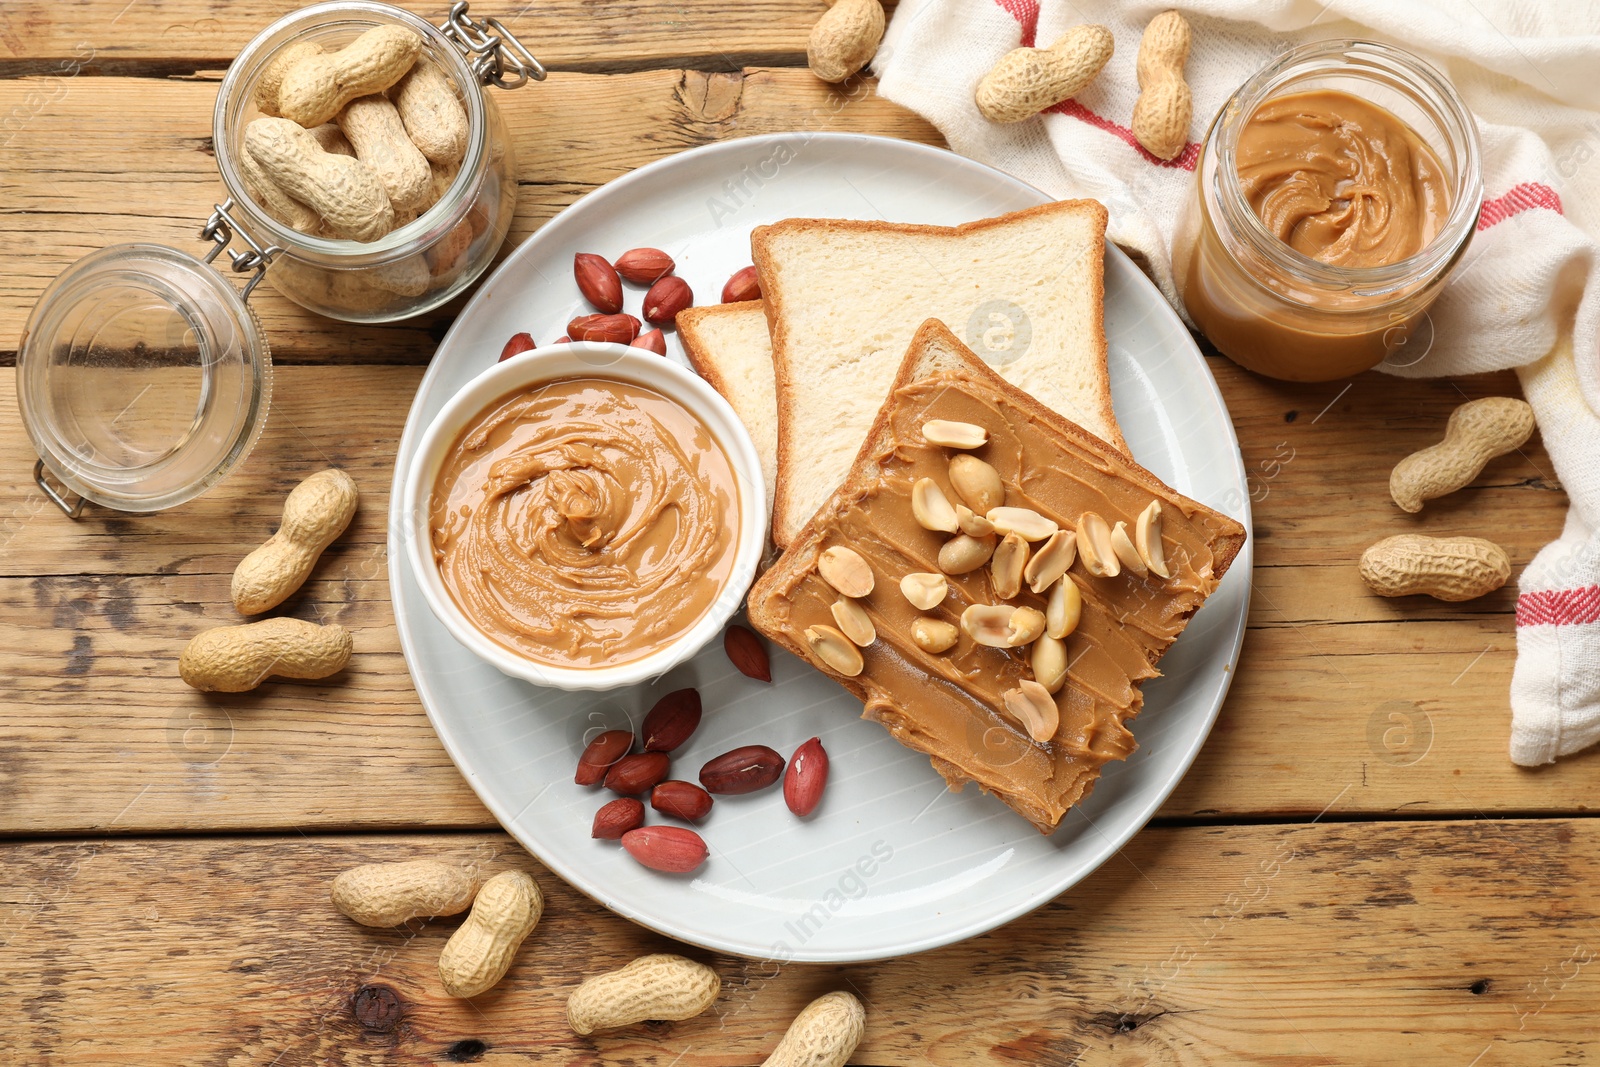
[631,329,667,355]
[574,253,624,313]
[605,753,671,796]
[651,781,714,822]
[575,730,634,786]
[614,247,675,284]
[642,689,702,752]
[500,332,535,361]
[568,313,641,343]
[722,265,761,303]
[592,798,646,839]
[785,737,829,816]
[621,827,708,873]
[724,624,771,681]
[699,746,785,795]
[644,277,693,325]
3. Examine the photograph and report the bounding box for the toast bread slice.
[677,300,777,516]
[753,199,1124,547]
[746,320,1245,833]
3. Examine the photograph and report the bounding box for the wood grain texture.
[0,364,1590,831]
[0,72,937,363]
[0,0,832,72]
[2,826,1596,1064]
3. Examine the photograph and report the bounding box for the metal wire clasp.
[200,200,281,301]
[34,459,85,519]
[441,1,546,90]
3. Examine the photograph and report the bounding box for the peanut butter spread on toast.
[749,343,1245,833]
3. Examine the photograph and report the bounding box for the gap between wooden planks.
[0,824,1594,1065]
[0,366,1586,833]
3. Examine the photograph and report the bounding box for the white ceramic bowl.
[399,341,767,691]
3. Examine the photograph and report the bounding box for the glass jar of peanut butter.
[1172,40,1483,382]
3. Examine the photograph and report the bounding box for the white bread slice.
[678,300,777,516]
[753,200,1123,547]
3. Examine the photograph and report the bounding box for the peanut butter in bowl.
[403,342,766,691]
[430,377,738,668]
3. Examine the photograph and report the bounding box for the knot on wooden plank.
[1087,1008,1170,1034]
[445,1038,489,1061]
[349,983,404,1033]
[677,71,745,126]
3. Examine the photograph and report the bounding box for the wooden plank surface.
[0,73,936,363]
[3,825,1595,1065]
[0,0,831,72]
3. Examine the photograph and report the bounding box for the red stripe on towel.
[992,0,1040,47]
[1478,182,1563,230]
[1045,99,1202,170]
[1517,586,1600,627]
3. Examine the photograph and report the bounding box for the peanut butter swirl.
[430,377,737,668]
[752,365,1245,832]
[1236,89,1450,268]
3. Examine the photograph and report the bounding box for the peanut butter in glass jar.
[1173,41,1483,382]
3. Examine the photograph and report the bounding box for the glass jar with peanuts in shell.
[15,2,541,518]
[214,1,541,321]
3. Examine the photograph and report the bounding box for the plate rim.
[387,131,1254,962]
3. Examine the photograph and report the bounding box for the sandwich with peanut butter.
[746,321,1246,833]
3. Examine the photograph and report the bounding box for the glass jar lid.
[17,240,272,514]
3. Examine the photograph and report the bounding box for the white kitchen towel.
[1509,339,1600,764]
[873,0,1600,764]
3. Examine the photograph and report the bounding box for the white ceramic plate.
[388,133,1252,963]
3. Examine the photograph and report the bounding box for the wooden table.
[2,2,1596,1062]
